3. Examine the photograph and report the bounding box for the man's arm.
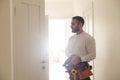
[69,55,81,65]
[81,37,96,62]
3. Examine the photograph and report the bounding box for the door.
[13,0,49,80]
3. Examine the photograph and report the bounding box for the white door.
[13,0,49,80]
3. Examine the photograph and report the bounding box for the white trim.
[10,0,14,80]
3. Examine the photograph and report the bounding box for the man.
[65,16,96,80]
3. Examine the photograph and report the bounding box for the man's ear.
[79,23,83,27]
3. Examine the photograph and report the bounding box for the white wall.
[72,0,91,16]
[0,0,11,80]
[45,0,87,18]
[45,1,74,18]
[94,0,120,80]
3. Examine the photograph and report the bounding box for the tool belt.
[63,57,93,80]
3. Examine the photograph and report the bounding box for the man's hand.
[69,55,81,65]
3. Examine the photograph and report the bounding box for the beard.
[71,26,79,33]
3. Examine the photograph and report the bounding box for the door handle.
[41,60,47,64]
[41,60,48,70]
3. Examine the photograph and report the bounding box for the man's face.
[71,19,80,33]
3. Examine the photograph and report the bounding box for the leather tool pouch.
[78,66,93,80]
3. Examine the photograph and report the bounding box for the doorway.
[45,0,94,80]
[48,18,72,80]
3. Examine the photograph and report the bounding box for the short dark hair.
[72,16,85,26]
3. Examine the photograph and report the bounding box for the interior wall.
[94,0,120,80]
[45,1,74,18]
[0,0,11,80]
[45,1,86,19]
[73,0,91,16]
